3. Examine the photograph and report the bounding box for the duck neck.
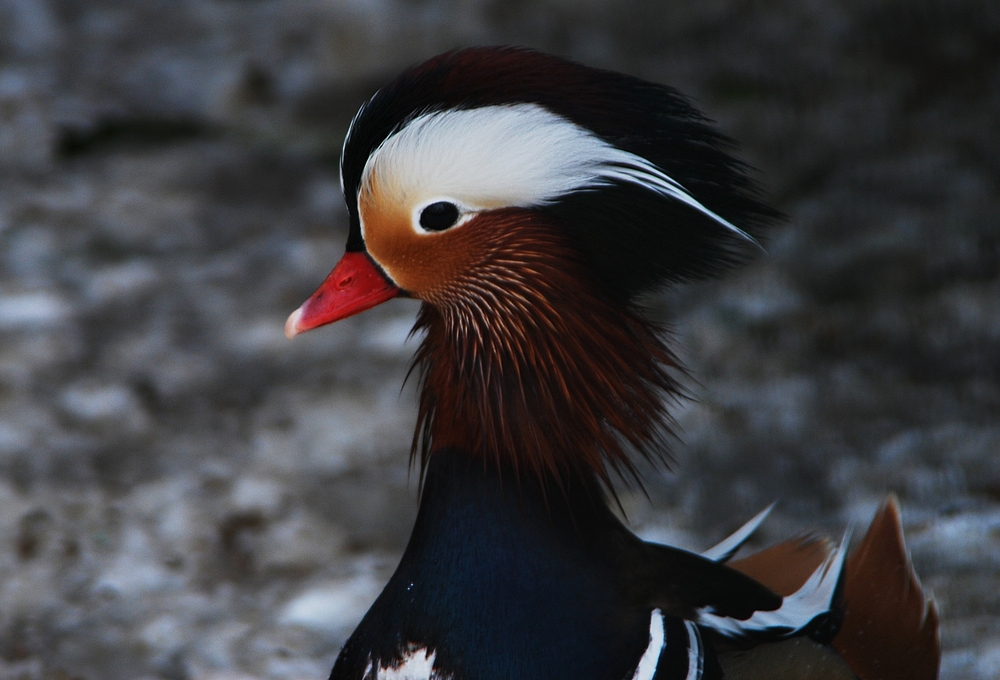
[412,447,620,544]
[409,224,682,486]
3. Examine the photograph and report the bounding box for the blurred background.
[0,0,997,678]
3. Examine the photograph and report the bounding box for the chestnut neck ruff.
[408,211,683,489]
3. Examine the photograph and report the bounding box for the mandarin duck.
[285,47,939,680]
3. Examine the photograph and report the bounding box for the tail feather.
[697,534,848,641]
[730,535,832,597]
[718,498,939,679]
[831,497,940,680]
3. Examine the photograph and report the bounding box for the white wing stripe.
[697,530,851,638]
[632,609,666,680]
[701,503,775,562]
[683,621,704,680]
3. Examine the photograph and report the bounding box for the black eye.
[419,201,460,232]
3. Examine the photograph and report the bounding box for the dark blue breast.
[329,449,655,680]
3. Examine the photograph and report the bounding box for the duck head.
[286,47,780,486]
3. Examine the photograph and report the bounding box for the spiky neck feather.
[409,211,683,487]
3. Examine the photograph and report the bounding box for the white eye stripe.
[359,103,755,243]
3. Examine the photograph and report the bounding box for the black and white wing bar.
[698,505,851,641]
[632,610,712,680]
[697,531,850,640]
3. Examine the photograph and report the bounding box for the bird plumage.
[337,47,784,486]
[328,450,844,680]
[831,498,940,680]
[339,47,779,298]
[284,46,940,680]
[405,214,681,487]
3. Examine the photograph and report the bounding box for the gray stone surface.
[0,0,997,677]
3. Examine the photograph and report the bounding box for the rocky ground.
[0,0,997,678]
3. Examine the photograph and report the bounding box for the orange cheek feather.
[359,180,487,302]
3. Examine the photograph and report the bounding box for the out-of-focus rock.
[279,572,382,636]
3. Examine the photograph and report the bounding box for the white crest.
[360,103,754,242]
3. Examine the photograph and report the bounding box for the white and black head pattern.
[340,47,782,300]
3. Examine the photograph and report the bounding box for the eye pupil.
[419,201,460,232]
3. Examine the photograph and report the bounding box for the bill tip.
[284,306,304,340]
